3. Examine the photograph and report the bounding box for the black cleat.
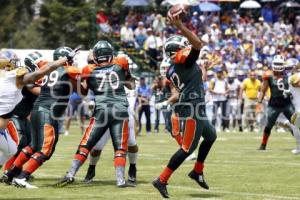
[2,172,13,185]
[84,166,95,184]
[152,178,169,198]
[188,170,209,190]
[128,165,137,185]
[258,144,266,150]
[54,176,74,187]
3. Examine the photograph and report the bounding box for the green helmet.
[24,51,43,72]
[93,41,114,64]
[164,35,190,58]
[53,46,73,61]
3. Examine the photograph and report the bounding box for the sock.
[194,161,204,174]
[115,166,125,185]
[159,167,173,184]
[22,158,41,175]
[67,160,83,178]
[89,155,100,166]
[3,155,17,171]
[128,152,137,164]
[114,156,126,167]
[13,147,33,169]
[262,133,269,145]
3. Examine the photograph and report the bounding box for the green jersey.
[12,86,38,118]
[83,63,130,110]
[34,66,79,118]
[267,75,292,107]
[166,48,204,104]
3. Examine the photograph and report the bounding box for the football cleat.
[12,178,38,189]
[2,172,13,185]
[54,176,75,187]
[117,181,136,188]
[128,165,137,185]
[291,148,300,155]
[188,170,209,190]
[258,144,266,150]
[84,166,96,184]
[152,178,169,198]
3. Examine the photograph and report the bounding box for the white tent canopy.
[240,0,261,9]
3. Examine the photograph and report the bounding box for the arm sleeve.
[185,48,200,67]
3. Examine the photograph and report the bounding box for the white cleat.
[291,148,300,155]
[186,153,197,161]
[13,178,38,189]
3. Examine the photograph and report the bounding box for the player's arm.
[27,86,41,96]
[16,58,67,87]
[155,81,178,110]
[258,80,269,103]
[170,16,202,67]
[124,76,136,90]
[169,16,202,50]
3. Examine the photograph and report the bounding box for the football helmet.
[53,46,73,64]
[93,41,114,64]
[0,50,20,71]
[24,51,44,72]
[286,58,299,69]
[164,35,190,58]
[272,55,285,72]
[160,58,171,77]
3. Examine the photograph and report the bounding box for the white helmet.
[272,55,285,72]
[286,58,299,69]
[160,58,171,77]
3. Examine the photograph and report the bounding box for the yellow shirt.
[242,78,261,99]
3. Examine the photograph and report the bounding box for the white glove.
[155,101,168,110]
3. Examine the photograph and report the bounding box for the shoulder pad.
[262,70,272,81]
[113,56,129,70]
[174,48,191,64]
[16,67,28,77]
[66,66,81,80]
[82,64,95,79]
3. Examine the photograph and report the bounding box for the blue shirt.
[137,84,151,99]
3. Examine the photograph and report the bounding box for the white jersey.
[289,72,300,111]
[228,79,240,100]
[0,69,23,116]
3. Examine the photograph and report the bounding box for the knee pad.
[128,145,138,153]
[31,152,47,165]
[264,127,272,135]
[21,146,34,158]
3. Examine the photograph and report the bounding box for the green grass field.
[1,125,300,200]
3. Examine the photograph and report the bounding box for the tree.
[38,0,95,49]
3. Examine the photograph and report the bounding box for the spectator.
[137,77,152,135]
[152,76,164,133]
[65,92,86,136]
[120,22,135,47]
[96,8,111,34]
[152,14,166,33]
[240,70,261,132]
[209,67,229,131]
[134,21,147,50]
[144,28,162,70]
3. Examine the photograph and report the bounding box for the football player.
[2,52,42,174]
[3,47,80,188]
[152,15,217,198]
[286,58,300,154]
[258,55,295,150]
[55,41,136,188]
[84,86,138,185]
